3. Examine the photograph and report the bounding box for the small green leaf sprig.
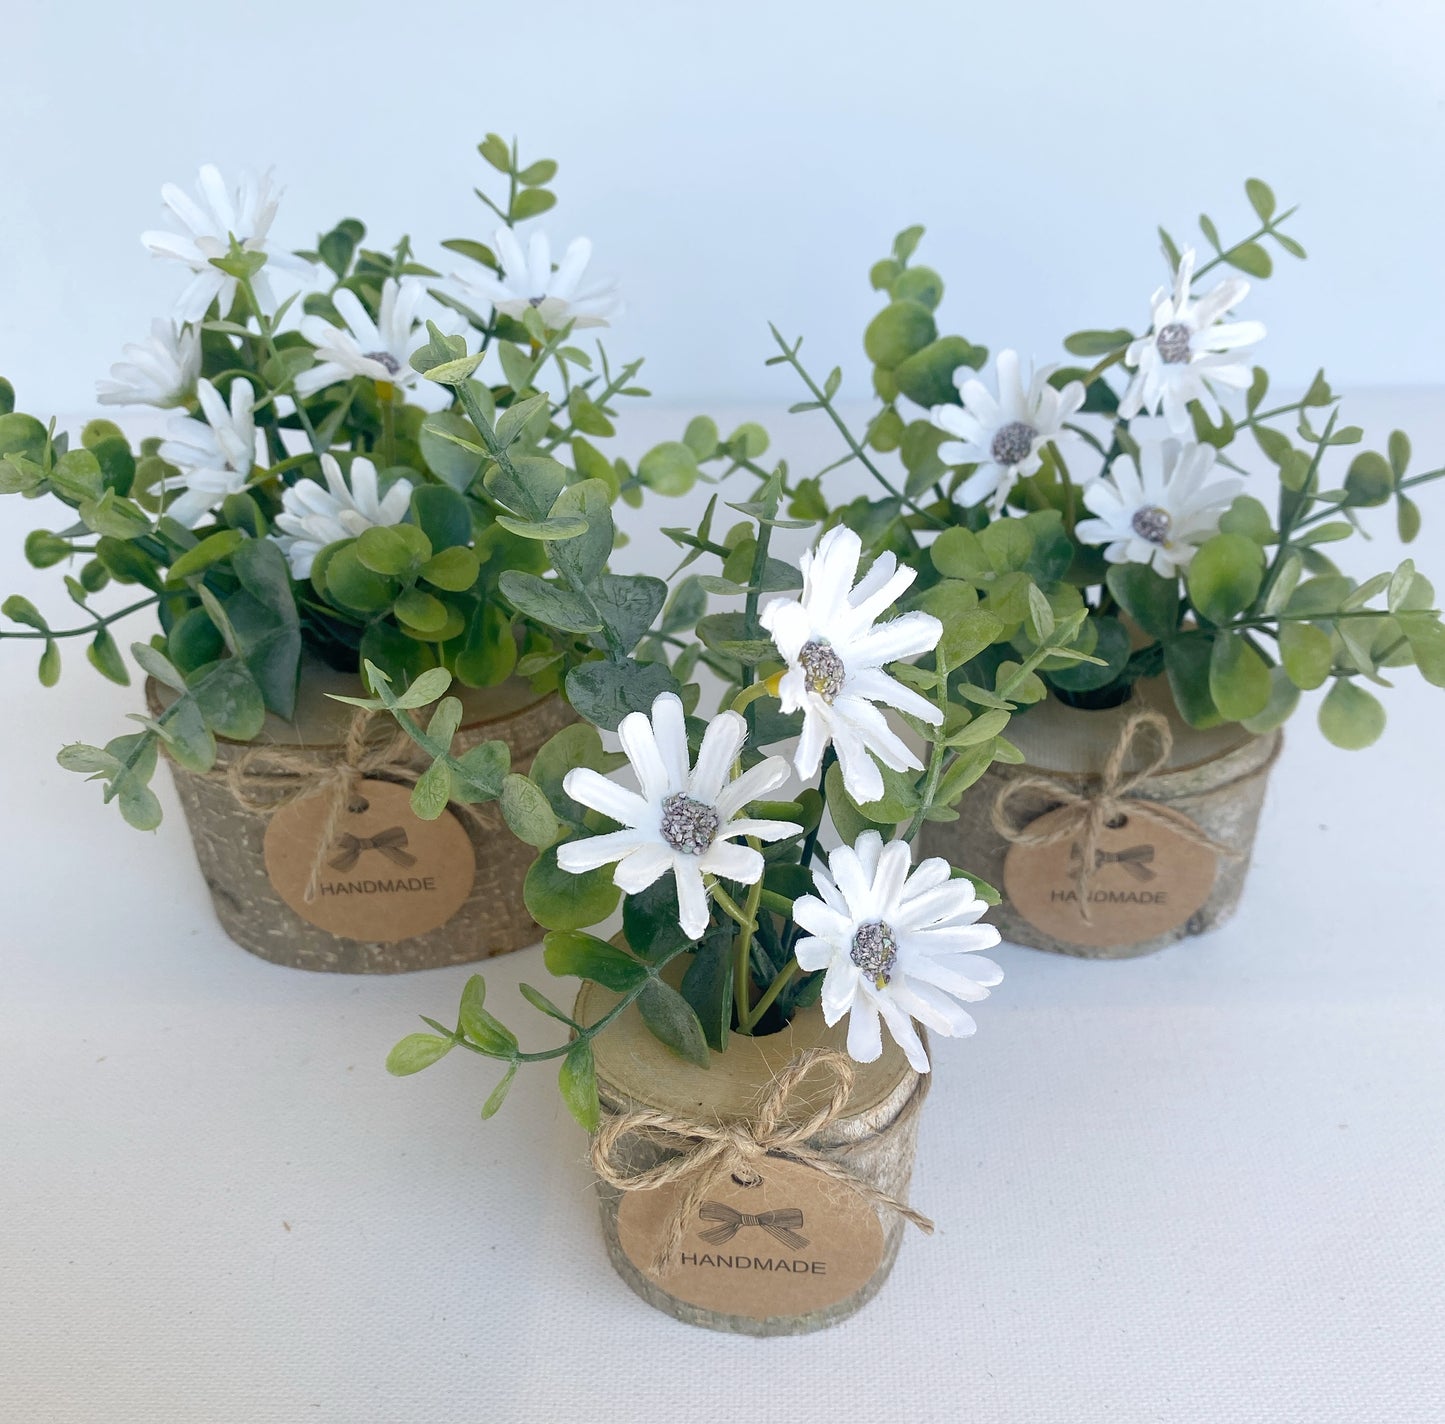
[1,134,728,826]
[765,180,1445,751]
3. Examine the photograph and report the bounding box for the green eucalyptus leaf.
[1187,534,1265,624]
[558,1040,600,1132]
[864,301,937,370]
[565,658,680,732]
[636,979,710,1068]
[1278,620,1333,689]
[1163,632,1223,729]
[410,758,452,819]
[1208,630,1271,721]
[543,930,647,991]
[501,772,561,848]
[525,843,620,930]
[499,571,601,633]
[1318,680,1386,750]
[386,1033,453,1076]
[1240,666,1300,735]
[480,1063,519,1120]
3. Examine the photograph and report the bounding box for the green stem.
[769,325,946,530]
[1255,409,1338,614]
[379,384,397,468]
[1192,209,1296,280]
[740,485,778,691]
[741,962,801,1034]
[424,945,692,1065]
[454,379,626,658]
[239,274,323,454]
[901,655,955,844]
[0,595,159,641]
[1081,348,1127,386]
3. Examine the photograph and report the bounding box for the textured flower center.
[850,921,898,987]
[798,640,846,702]
[364,350,402,376]
[990,420,1037,467]
[1155,322,1192,365]
[659,794,721,855]
[1131,505,1173,544]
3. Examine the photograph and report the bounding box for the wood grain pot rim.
[575,974,919,1131]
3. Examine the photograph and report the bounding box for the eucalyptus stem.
[454,378,626,658]
[379,382,398,468]
[0,595,159,641]
[901,655,955,844]
[769,325,946,530]
[740,481,778,691]
[1081,348,1127,386]
[1192,208,1297,280]
[1256,409,1338,613]
[239,274,323,454]
[424,944,692,1065]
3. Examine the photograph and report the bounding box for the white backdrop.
[3,0,1444,413]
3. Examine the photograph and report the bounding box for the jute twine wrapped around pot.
[921,678,1282,959]
[577,977,931,1336]
[148,665,574,973]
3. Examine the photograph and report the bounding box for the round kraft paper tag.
[262,778,475,943]
[1003,804,1218,949]
[616,1156,885,1321]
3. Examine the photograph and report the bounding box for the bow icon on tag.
[1069,842,1156,881]
[697,1201,810,1251]
[328,826,417,872]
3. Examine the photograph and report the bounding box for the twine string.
[590,1047,933,1276]
[225,710,421,903]
[991,709,1245,924]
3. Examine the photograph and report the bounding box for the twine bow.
[226,710,418,903]
[697,1202,810,1251]
[992,709,1237,924]
[328,826,416,872]
[590,1047,933,1276]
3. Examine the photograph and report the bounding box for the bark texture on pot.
[149,664,574,973]
[922,677,1281,959]
[578,978,930,1336]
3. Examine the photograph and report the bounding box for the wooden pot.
[578,977,930,1336]
[922,677,1281,959]
[148,663,574,973]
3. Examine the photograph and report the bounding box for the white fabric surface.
[3,398,1443,1422]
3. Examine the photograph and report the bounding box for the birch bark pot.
[148,663,574,973]
[577,976,930,1336]
[921,677,1281,959]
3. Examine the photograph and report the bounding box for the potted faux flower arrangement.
[753,179,1445,957]
[0,135,744,973]
[380,466,1096,1333]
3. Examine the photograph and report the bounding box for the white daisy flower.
[930,349,1084,513]
[157,378,258,528]
[142,165,310,323]
[271,454,415,579]
[760,525,943,807]
[454,227,622,330]
[556,692,801,940]
[1075,441,1243,578]
[1119,247,1266,437]
[96,319,201,409]
[294,279,429,397]
[793,831,1002,1073]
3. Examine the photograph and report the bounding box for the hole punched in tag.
[731,1171,762,1189]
